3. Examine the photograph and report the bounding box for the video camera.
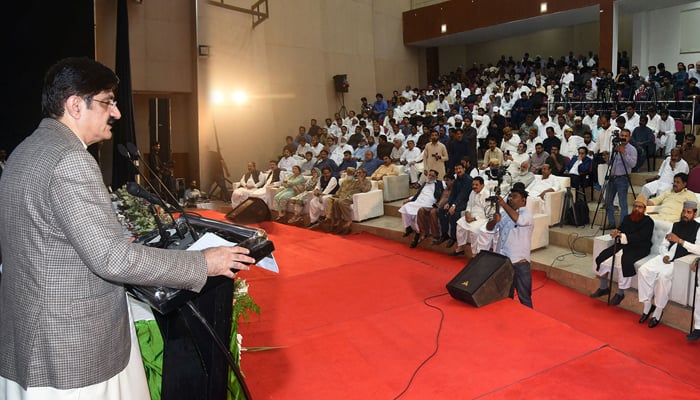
[485,165,509,205]
[611,129,622,146]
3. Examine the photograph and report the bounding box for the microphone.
[117,143,131,160]
[126,142,141,159]
[126,182,171,209]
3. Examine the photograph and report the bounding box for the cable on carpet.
[391,292,448,400]
[533,231,600,292]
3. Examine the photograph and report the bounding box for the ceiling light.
[540,2,547,13]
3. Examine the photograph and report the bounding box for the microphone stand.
[607,236,620,306]
[149,203,172,248]
[691,258,699,334]
[120,144,198,241]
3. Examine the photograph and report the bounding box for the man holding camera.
[603,128,637,229]
[483,185,535,308]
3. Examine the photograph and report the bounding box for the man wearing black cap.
[637,201,700,328]
[481,184,535,308]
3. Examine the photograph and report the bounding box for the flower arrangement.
[228,279,260,400]
[112,185,172,236]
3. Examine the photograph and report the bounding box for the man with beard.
[591,197,654,305]
[435,163,472,247]
[307,166,339,228]
[638,202,700,328]
[422,130,448,180]
[399,169,443,246]
[416,175,454,247]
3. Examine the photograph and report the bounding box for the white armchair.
[351,180,385,222]
[382,173,409,202]
[592,218,695,306]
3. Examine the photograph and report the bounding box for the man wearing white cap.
[638,201,700,328]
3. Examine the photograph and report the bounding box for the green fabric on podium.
[135,320,163,400]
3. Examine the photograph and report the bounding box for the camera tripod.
[591,139,636,232]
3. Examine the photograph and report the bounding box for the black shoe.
[589,288,610,298]
[432,236,447,246]
[687,329,700,341]
[403,226,414,237]
[445,239,456,248]
[648,312,663,328]
[639,305,656,324]
[449,250,465,257]
[409,234,420,249]
[610,293,625,306]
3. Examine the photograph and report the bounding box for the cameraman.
[480,185,535,308]
[603,128,637,229]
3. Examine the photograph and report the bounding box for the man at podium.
[0,57,254,398]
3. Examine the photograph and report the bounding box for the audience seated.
[286,167,321,224]
[307,166,339,227]
[371,156,399,189]
[398,169,443,247]
[641,147,688,199]
[230,161,276,208]
[647,172,697,222]
[272,165,306,220]
[416,175,454,245]
[453,176,490,257]
[325,167,372,234]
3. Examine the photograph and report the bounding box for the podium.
[128,215,275,399]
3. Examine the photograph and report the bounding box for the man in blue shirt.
[371,93,388,122]
[485,185,534,308]
[604,129,637,229]
[360,150,383,176]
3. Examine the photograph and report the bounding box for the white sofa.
[528,175,569,226]
[382,173,410,202]
[351,180,385,222]
[592,214,697,306]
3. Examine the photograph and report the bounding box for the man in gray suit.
[0,58,255,396]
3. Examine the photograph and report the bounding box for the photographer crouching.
[476,184,535,308]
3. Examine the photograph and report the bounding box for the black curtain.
[0,1,94,154]
[111,0,138,190]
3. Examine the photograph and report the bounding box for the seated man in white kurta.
[231,161,278,209]
[525,163,561,214]
[399,139,424,185]
[637,201,700,328]
[453,176,489,256]
[641,147,688,199]
[398,169,443,240]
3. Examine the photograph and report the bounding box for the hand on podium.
[203,246,254,279]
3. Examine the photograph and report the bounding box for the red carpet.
[196,212,700,399]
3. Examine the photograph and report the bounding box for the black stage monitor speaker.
[226,198,271,224]
[446,251,514,307]
[333,74,348,92]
